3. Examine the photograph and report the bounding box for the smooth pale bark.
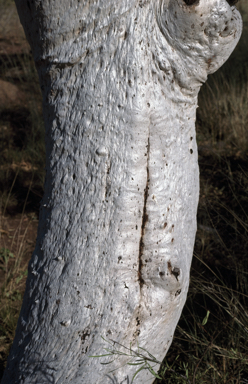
[2,1,242,383]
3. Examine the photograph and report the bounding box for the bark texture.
[2,0,242,383]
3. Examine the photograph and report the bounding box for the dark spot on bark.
[175,289,181,297]
[80,328,90,342]
[164,222,167,228]
[159,271,165,277]
[190,149,193,154]
[118,256,122,263]
[124,31,128,40]
[171,238,174,243]
[167,261,180,281]
[73,173,76,180]
[172,267,180,281]
[84,304,93,309]
[136,317,140,326]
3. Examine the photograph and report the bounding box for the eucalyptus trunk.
[2,1,242,383]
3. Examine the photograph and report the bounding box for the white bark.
[2,1,242,383]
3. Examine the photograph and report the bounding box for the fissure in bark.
[138,137,150,289]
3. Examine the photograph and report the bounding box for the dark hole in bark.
[183,0,199,5]
[175,289,181,297]
[227,0,239,5]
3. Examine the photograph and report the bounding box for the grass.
[0,222,31,377]
[0,2,248,383]
[0,33,45,214]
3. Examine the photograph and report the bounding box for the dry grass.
[0,213,38,377]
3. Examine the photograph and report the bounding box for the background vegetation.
[0,1,247,383]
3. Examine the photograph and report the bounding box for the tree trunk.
[2,1,242,383]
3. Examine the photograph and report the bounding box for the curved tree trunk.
[2,1,242,383]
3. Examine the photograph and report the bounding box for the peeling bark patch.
[207,57,212,69]
[138,138,150,288]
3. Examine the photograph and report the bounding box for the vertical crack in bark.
[138,137,150,288]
